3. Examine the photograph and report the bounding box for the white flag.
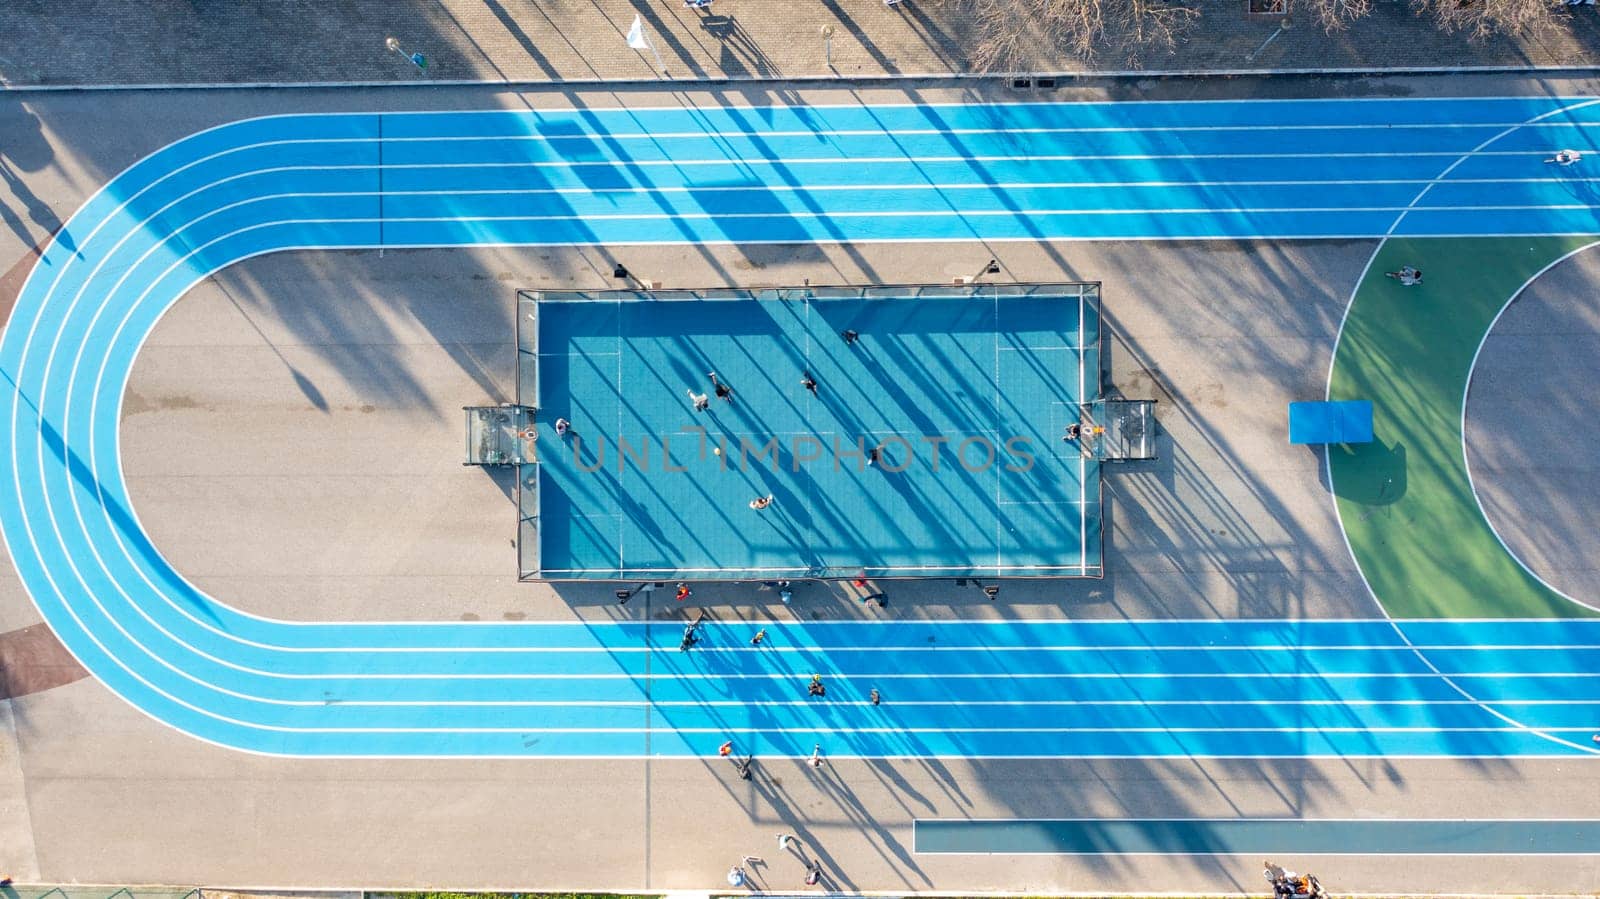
[626,15,650,50]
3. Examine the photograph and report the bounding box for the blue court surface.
[10,96,1600,756]
[527,285,1102,580]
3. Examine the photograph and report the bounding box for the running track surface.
[8,97,1600,757]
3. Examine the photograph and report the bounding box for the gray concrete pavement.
[123,237,1373,625]
[17,672,1600,893]
[1466,245,1600,604]
[4,77,1600,892]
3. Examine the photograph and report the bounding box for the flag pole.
[626,15,670,77]
[646,32,668,76]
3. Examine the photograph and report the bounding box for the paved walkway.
[7,0,1600,87]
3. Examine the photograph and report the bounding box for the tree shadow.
[0,105,73,260]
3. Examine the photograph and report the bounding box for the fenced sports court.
[511,283,1107,581]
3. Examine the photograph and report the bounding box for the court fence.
[510,283,1106,582]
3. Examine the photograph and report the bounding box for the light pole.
[821,24,836,68]
[385,36,428,73]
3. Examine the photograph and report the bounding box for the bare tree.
[1300,0,1373,31]
[1301,0,1567,39]
[962,0,1200,71]
[1410,0,1568,41]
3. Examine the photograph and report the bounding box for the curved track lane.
[9,99,1600,757]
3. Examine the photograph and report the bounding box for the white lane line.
[146,670,1600,681]
[141,725,1554,735]
[0,106,1587,755]
[6,147,393,748]
[377,122,1600,142]
[370,205,1600,222]
[9,110,1587,742]
[24,201,1168,699]
[307,642,1600,653]
[315,698,1599,707]
[381,150,1565,169]
[379,177,1600,194]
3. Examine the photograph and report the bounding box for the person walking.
[554,417,571,437]
[862,592,888,608]
[1384,266,1423,286]
[778,833,797,852]
[750,494,774,510]
[719,740,735,756]
[809,743,824,768]
[750,628,768,645]
[727,865,749,888]
[805,862,823,885]
[686,388,710,412]
[807,674,826,697]
[841,328,859,345]
[801,371,818,394]
[709,371,734,402]
[734,753,754,780]
[1548,148,1583,165]
[870,687,881,705]
[676,582,692,602]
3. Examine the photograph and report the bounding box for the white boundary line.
[1459,242,1600,615]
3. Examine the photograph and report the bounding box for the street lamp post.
[385,36,428,73]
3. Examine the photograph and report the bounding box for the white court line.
[992,288,1003,573]
[1078,287,1087,574]
[1326,95,1600,759]
[1459,243,1600,616]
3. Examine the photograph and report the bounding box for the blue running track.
[6,97,1600,757]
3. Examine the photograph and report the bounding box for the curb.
[5,63,1600,93]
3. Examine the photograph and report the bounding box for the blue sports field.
[7,96,1600,756]
[531,286,1101,579]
